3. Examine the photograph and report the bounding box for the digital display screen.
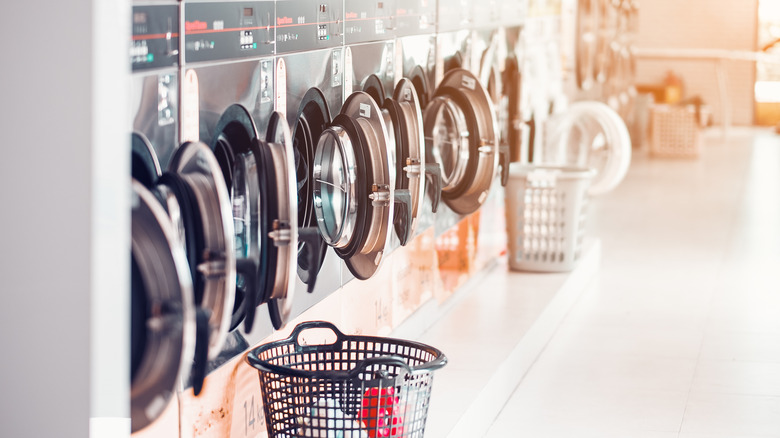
[134,12,148,24]
[243,8,253,17]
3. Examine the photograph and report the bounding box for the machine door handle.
[393,188,413,246]
[191,307,211,396]
[424,163,442,213]
[499,142,511,187]
[298,227,322,293]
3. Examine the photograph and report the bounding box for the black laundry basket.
[246,321,447,438]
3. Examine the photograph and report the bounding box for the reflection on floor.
[487,128,780,438]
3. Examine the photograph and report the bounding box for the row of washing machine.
[573,0,639,119]
[129,0,630,433]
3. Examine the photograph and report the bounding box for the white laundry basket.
[505,164,595,272]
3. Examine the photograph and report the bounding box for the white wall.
[636,0,758,125]
[0,0,130,436]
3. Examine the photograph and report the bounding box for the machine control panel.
[395,0,435,37]
[131,5,179,71]
[276,0,344,54]
[344,0,396,44]
[184,1,274,63]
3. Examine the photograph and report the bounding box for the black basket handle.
[424,163,442,213]
[336,356,412,417]
[348,355,413,382]
[288,320,347,353]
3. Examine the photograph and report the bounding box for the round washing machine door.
[211,105,260,332]
[363,75,429,246]
[291,89,331,288]
[392,79,429,241]
[407,65,444,214]
[544,101,632,195]
[211,105,300,331]
[313,91,394,280]
[131,132,162,189]
[263,112,300,328]
[479,33,511,186]
[502,56,524,163]
[158,141,236,366]
[424,68,499,215]
[131,179,196,432]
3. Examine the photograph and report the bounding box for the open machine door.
[130,180,195,432]
[312,91,396,280]
[478,30,512,186]
[151,141,235,395]
[211,105,313,331]
[407,65,444,214]
[291,88,332,288]
[423,68,500,215]
[363,75,432,245]
[544,101,632,195]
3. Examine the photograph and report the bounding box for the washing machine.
[275,0,347,310]
[343,0,429,253]
[130,3,235,431]
[396,0,437,108]
[130,2,179,183]
[130,140,236,436]
[281,0,395,282]
[129,178,195,434]
[522,15,559,164]
[471,1,513,187]
[499,0,530,164]
[426,0,500,229]
[130,144,236,430]
[130,4,182,432]
[569,0,637,122]
[181,0,313,348]
[395,0,442,233]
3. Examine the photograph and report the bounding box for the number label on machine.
[276,58,287,117]
[360,103,371,118]
[230,363,267,438]
[180,69,200,143]
[242,395,264,437]
[343,47,353,94]
[461,75,477,90]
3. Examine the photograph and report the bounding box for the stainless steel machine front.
[125,1,614,435]
[275,0,347,317]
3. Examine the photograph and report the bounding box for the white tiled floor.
[487,128,780,437]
